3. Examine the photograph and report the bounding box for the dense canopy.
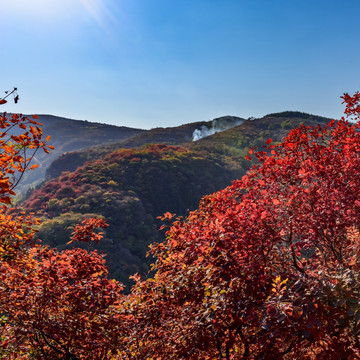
[1,92,360,358]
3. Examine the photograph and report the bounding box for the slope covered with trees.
[22,144,237,286]
[189,112,330,170]
[44,117,240,180]
[2,114,145,195]
[45,112,331,180]
[2,92,360,358]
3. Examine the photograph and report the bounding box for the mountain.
[19,111,333,290]
[45,116,246,180]
[44,120,214,180]
[2,114,145,194]
[117,116,245,148]
[22,144,237,289]
[44,112,330,181]
[189,111,331,169]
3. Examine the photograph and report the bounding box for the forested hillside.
[45,111,330,179]
[20,111,331,288]
[190,111,330,169]
[3,114,145,194]
[22,144,237,287]
[44,119,214,179]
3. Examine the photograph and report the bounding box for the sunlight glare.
[79,0,119,34]
[79,0,104,27]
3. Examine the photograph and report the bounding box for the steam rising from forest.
[192,116,244,141]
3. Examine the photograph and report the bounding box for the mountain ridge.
[44,111,332,180]
[0,113,146,194]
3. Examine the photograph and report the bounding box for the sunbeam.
[78,0,119,34]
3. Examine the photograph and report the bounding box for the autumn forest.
[1,91,360,359]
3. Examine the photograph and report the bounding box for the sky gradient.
[1,0,360,129]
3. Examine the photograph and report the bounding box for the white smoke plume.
[192,116,245,141]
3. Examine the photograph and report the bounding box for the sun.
[78,0,121,34]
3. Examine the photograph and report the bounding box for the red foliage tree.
[0,94,128,359]
[127,92,360,359]
[0,245,126,359]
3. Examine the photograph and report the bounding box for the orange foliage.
[3,91,360,359]
[0,97,127,359]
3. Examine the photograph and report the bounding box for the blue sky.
[1,0,359,129]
